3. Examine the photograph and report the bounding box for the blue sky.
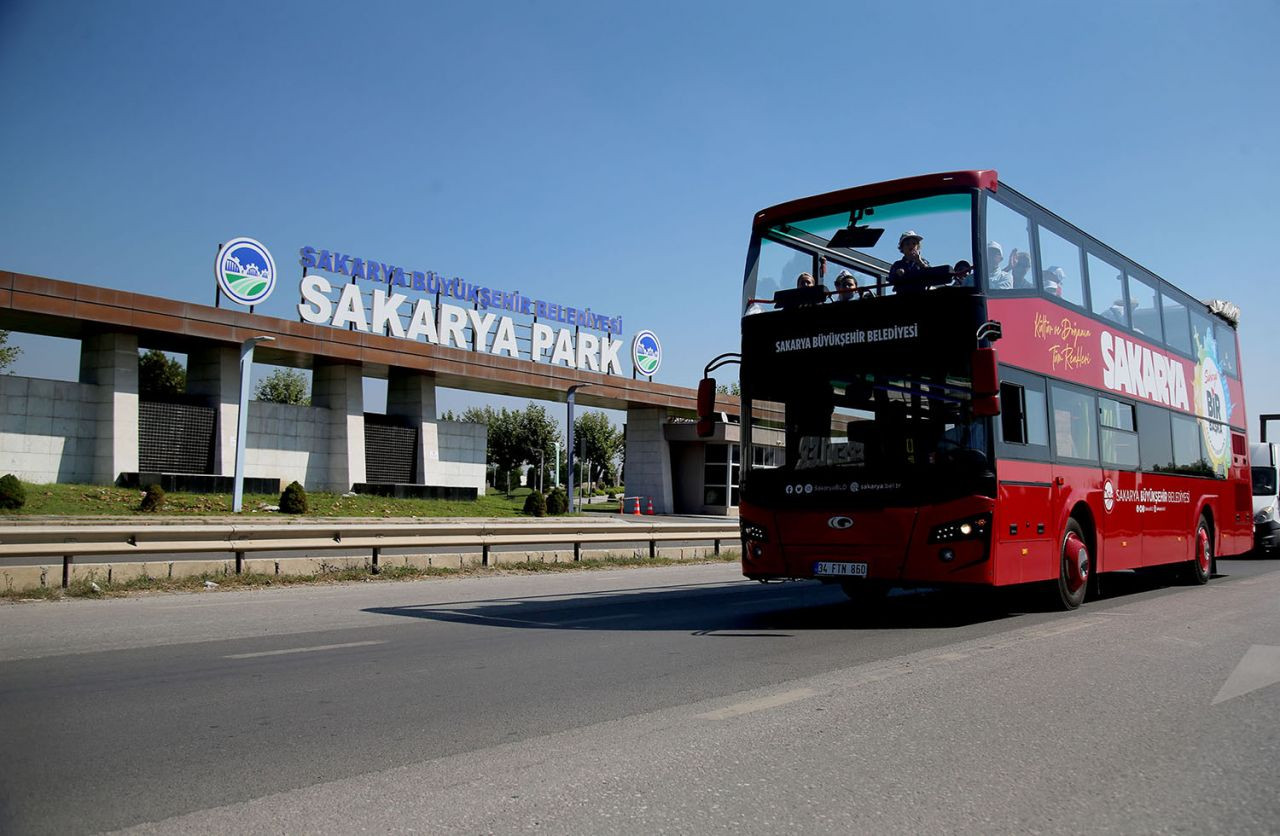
[1,0,1277,431]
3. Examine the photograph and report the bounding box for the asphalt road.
[1,558,1278,834]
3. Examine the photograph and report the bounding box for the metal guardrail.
[0,519,742,588]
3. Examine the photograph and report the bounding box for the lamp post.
[233,336,274,513]
[566,384,588,513]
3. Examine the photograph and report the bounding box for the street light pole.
[566,384,588,513]
[233,336,275,513]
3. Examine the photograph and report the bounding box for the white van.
[1251,442,1280,554]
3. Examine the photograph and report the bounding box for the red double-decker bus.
[711,170,1251,609]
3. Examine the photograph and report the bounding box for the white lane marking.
[1212,645,1280,705]
[225,640,386,659]
[696,688,819,721]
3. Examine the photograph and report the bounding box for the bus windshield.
[742,339,994,508]
[743,192,974,315]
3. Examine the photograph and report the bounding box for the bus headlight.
[928,514,991,544]
[741,521,768,542]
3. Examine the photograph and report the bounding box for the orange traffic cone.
[646,497,655,515]
[632,497,642,516]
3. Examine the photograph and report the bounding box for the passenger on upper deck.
[1102,297,1138,325]
[888,230,971,294]
[987,241,1013,290]
[834,270,864,301]
[1008,249,1033,289]
[796,272,816,288]
[1043,266,1066,297]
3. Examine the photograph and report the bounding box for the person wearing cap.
[887,230,969,294]
[1008,249,1033,289]
[887,230,930,293]
[1102,296,1139,325]
[834,270,862,301]
[1043,266,1066,297]
[987,241,1013,290]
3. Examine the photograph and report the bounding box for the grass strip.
[0,482,624,518]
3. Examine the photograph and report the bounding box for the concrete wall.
[242,402,485,494]
[433,421,487,491]
[244,400,331,489]
[0,376,99,483]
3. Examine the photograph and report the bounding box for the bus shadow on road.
[361,581,1025,633]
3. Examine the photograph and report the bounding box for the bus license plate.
[814,561,868,578]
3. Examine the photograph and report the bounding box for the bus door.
[1138,408,1192,567]
[994,372,1056,584]
[1047,382,1104,566]
[1097,397,1142,571]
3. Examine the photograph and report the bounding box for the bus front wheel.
[1051,518,1090,611]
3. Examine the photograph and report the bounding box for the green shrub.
[546,487,568,515]
[280,481,309,514]
[0,474,26,510]
[522,490,547,517]
[139,483,165,512]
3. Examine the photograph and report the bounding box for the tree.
[518,403,559,469]
[138,349,186,399]
[0,330,20,373]
[254,368,310,405]
[716,380,741,397]
[460,403,562,495]
[574,411,623,485]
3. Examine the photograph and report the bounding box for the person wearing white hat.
[834,270,862,301]
[887,230,971,293]
[887,230,929,293]
[987,240,1013,290]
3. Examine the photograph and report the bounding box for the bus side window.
[1137,404,1174,472]
[1171,414,1209,476]
[1161,291,1192,355]
[1051,384,1097,462]
[1128,274,1163,341]
[985,198,1034,292]
[1000,382,1027,443]
[1099,397,1139,469]
[1037,225,1085,307]
[1215,322,1239,378]
[997,378,1049,460]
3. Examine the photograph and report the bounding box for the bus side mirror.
[972,347,1000,417]
[696,377,717,438]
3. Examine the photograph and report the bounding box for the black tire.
[1187,515,1213,585]
[1051,518,1090,611]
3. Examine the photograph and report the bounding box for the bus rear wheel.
[1187,516,1213,585]
[1051,518,1090,611]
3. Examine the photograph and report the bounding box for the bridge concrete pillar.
[312,362,365,491]
[386,368,438,484]
[186,345,240,476]
[78,332,139,484]
[623,406,673,514]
